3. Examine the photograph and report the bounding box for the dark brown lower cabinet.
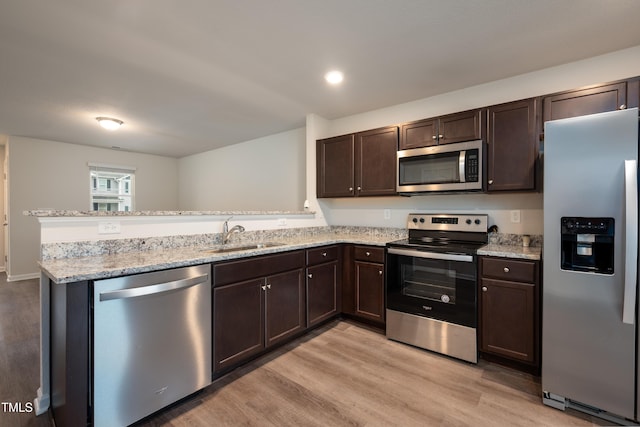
[307,262,340,326]
[213,251,306,374]
[479,256,540,372]
[354,261,385,323]
[344,245,385,326]
[306,245,341,327]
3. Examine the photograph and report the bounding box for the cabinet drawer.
[354,246,385,263]
[306,245,339,266]
[214,250,304,287]
[481,257,537,283]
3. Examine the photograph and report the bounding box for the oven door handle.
[387,247,474,263]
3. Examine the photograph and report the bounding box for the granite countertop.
[40,230,542,283]
[477,244,542,261]
[25,209,314,217]
[39,232,396,284]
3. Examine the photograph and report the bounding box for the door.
[265,268,305,347]
[480,278,535,362]
[543,82,627,122]
[214,278,264,372]
[355,126,398,196]
[93,265,211,427]
[317,134,355,197]
[386,248,477,327]
[307,261,339,327]
[487,98,538,191]
[437,109,483,145]
[354,261,385,322]
[543,108,638,419]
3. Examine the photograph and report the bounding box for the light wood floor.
[1,274,608,427]
[140,321,607,427]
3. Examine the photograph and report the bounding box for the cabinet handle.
[432,135,437,140]
[266,284,271,289]
[308,274,313,279]
[357,186,362,191]
[503,267,510,273]
[620,104,627,110]
[322,252,327,257]
[488,179,494,185]
[366,251,371,256]
[482,286,488,292]
[349,187,354,191]
[438,134,443,139]
[379,270,383,275]
[261,285,267,291]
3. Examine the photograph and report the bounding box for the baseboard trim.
[7,272,40,282]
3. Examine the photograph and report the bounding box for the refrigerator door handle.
[623,159,638,325]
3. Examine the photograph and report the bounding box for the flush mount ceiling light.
[96,117,124,131]
[324,70,344,85]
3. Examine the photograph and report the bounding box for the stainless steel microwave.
[397,140,484,193]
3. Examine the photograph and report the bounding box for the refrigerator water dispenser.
[560,217,614,274]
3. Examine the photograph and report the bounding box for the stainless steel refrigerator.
[542,107,639,423]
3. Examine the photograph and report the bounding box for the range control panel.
[407,213,488,232]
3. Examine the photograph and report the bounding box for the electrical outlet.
[98,221,121,234]
[510,210,521,224]
[383,209,391,220]
[277,218,287,227]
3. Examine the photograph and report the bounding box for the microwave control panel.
[465,149,479,182]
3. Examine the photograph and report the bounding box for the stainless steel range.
[386,213,488,363]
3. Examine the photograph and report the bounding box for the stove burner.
[390,213,489,255]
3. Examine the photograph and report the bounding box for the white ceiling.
[1,1,640,158]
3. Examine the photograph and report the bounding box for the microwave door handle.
[623,159,638,325]
[459,150,466,183]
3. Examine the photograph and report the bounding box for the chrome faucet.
[222,217,245,244]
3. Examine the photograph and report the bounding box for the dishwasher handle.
[99,274,209,302]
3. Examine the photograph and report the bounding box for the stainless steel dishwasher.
[92,264,211,427]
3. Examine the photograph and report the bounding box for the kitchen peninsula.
[29,210,540,426]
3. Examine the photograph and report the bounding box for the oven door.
[386,247,477,327]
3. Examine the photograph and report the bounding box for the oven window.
[387,251,478,327]
[399,151,460,185]
[401,263,459,304]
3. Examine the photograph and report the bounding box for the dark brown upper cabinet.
[628,77,639,109]
[542,81,627,123]
[400,109,483,149]
[486,98,539,192]
[317,126,398,198]
[316,134,355,198]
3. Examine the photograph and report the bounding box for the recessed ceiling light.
[324,70,344,85]
[96,117,124,131]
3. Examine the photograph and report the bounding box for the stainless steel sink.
[203,242,285,254]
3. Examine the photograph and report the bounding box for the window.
[89,163,136,212]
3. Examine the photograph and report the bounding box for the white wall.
[7,136,179,280]
[306,45,640,234]
[178,128,306,211]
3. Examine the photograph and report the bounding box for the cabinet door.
[213,279,264,373]
[317,134,355,198]
[355,127,398,197]
[265,268,306,347]
[307,261,339,327]
[354,261,385,323]
[480,278,535,363]
[400,118,438,149]
[542,81,627,122]
[487,98,538,192]
[438,109,483,145]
